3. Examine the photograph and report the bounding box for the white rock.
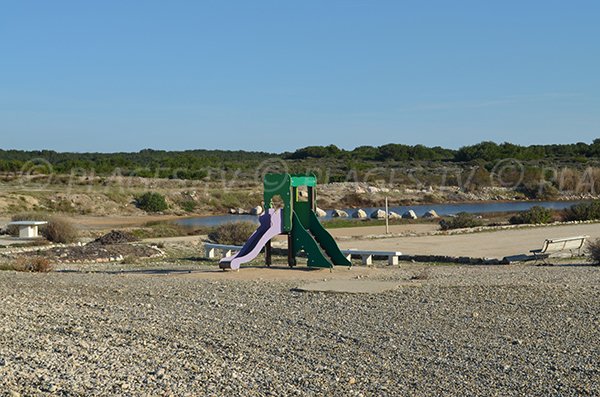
[250,206,263,215]
[352,209,368,219]
[388,211,402,219]
[332,209,349,218]
[315,207,327,217]
[402,210,418,219]
[370,209,387,219]
[423,209,440,218]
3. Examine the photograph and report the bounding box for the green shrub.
[180,200,197,212]
[518,183,559,200]
[439,212,483,230]
[208,222,257,245]
[43,217,78,243]
[585,238,600,265]
[563,200,600,221]
[509,206,554,225]
[136,192,168,213]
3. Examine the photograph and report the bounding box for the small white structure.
[8,221,48,239]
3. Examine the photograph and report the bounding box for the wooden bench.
[530,236,589,264]
[205,243,242,259]
[341,249,402,266]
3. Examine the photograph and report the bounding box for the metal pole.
[385,196,389,234]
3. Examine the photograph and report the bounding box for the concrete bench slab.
[7,221,48,239]
[341,249,402,265]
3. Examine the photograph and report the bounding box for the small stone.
[423,209,440,218]
[349,377,357,385]
[352,209,368,219]
[332,209,349,218]
[370,209,387,219]
[388,211,402,219]
[402,210,418,219]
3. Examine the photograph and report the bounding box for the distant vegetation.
[0,148,274,179]
[439,212,483,230]
[1,140,600,181]
[563,200,600,221]
[3,141,600,203]
[509,206,555,225]
[135,192,168,213]
[208,222,257,245]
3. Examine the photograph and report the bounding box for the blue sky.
[1,1,599,153]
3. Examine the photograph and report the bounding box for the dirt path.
[66,215,186,230]
[328,223,438,238]
[337,223,599,259]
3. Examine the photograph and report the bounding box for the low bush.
[439,212,483,230]
[180,200,197,213]
[563,200,600,221]
[584,238,600,266]
[208,221,257,245]
[43,217,78,243]
[12,256,53,272]
[136,192,168,213]
[518,183,559,200]
[509,206,554,225]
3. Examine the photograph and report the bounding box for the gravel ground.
[0,264,599,396]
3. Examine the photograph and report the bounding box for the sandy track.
[337,223,600,259]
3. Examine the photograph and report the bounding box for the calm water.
[174,200,584,228]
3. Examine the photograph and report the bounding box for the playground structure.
[219,173,352,270]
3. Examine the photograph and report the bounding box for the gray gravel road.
[0,265,599,396]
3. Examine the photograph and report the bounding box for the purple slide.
[219,208,283,270]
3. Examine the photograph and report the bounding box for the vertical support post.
[265,240,272,266]
[287,234,295,267]
[385,196,389,234]
[206,247,216,258]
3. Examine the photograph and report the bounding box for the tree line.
[1,140,599,180]
[283,140,600,162]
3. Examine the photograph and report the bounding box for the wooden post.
[385,196,389,234]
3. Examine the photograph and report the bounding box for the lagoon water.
[175,200,583,228]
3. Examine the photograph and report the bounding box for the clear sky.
[1,0,599,153]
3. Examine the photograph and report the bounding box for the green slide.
[291,208,351,269]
